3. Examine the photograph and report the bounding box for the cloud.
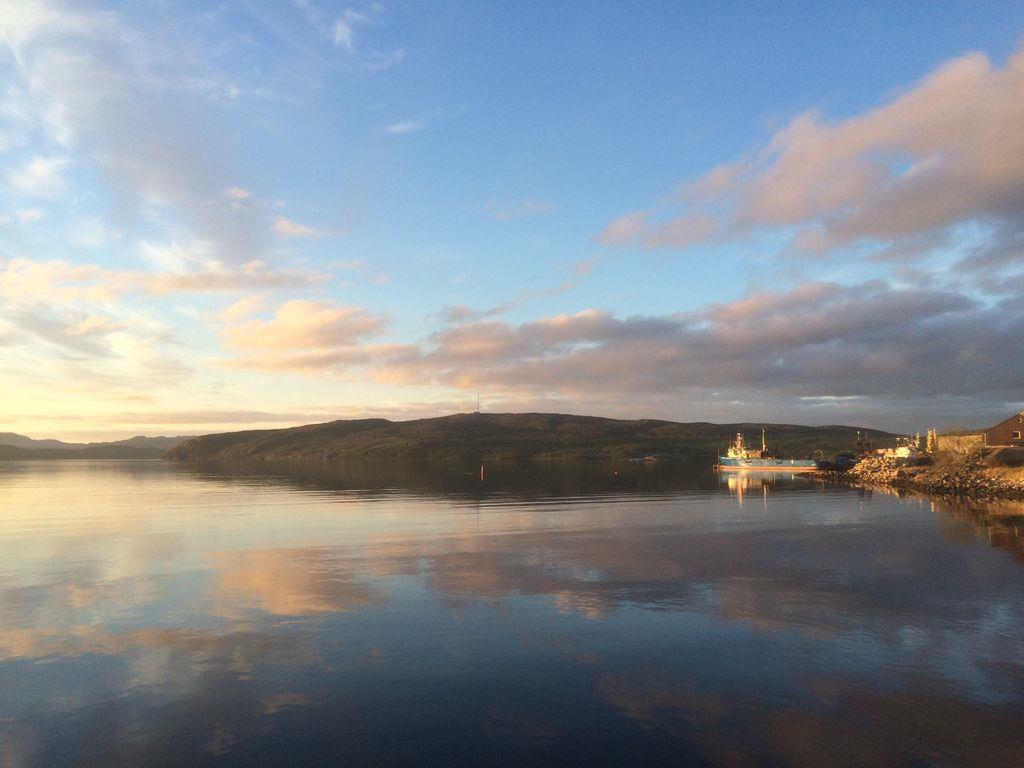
[147,264,325,294]
[69,217,122,247]
[218,294,265,323]
[223,186,251,201]
[0,208,43,224]
[361,47,405,72]
[5,305,122,357]
[0,296,193,401]
[0,0,98,56]
[955,221,1024,272]
[102,409,343,425]
[602,41,1024,263]
[213,548,381,616]
[139,239,216,272]
[435,257,600,328]
[385,120,424,135]
[0,256,327,303]
[641,211,718,249]
[332,9,368,52]
[66,314,127,336]
[599,210,716,249]
[289,1,403,69]
[0,251,330,402]
[571,257,598,278]
[541,256,602,296]
[598,212,646,245]
[485,198,556,221]
[0,0,268,262]
[7,155,69,198]
[383,281,1017,427]
[273,216,319,237]
[221,299,389,371]
[215,279,1024,428]
[439,304,513,325]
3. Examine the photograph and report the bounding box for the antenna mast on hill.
[476,392,480,414]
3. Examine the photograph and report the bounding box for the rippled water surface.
[2,460,1024,766]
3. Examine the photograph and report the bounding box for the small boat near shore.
[715,430,817,472]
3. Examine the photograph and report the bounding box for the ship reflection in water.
[720,469,803,506]
[2,459,1024,767]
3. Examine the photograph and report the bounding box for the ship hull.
[717,457,817,472]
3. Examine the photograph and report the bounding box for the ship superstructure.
[716,430,816,472]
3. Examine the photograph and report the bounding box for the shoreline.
[812,448,1024,502]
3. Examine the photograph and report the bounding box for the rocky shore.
[815,447,1024,501]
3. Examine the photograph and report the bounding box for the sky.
[1,0,1023,441]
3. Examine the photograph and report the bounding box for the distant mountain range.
[165,412,896,463]
[0,433,193,460]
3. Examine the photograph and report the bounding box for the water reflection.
[929,496,1024,564]
[718,470,804,506]
[177,457,721,499]
[1,460,1023,766]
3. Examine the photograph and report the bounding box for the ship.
[715,430,817,472]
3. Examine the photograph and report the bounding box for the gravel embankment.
[816,449,1024,501]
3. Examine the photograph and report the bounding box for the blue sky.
[1,1,1023,439]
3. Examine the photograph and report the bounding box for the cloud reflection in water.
[1,460,1023,766]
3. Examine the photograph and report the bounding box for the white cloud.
[139,240,217,273]
[223,186,251,200]
[0,208,43,225]
[362,47,405,72]
[0,0,269,262]
[330,7,372,52]
[332,15,356,51]
[8,155,69,198]
[273,216,318,237]
[0,0,99,57]
[288,0,404,70]
[69,217,122,247]
[385,120,424,135]
[0,256,327,303]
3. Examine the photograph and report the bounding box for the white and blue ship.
[716,430,817,472]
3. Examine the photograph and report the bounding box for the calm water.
[2,460,1024,767]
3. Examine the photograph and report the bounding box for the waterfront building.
[983,411,1024,446]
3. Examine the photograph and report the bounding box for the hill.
[0,433,74,450]
[0,433,193,459]
[164,413,896,462]
[0,444,179,460]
